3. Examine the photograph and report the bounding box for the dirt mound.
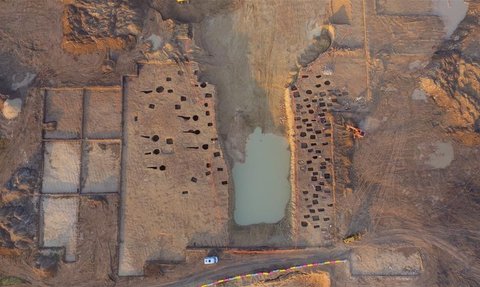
[62,0,145,53]
[296,26,333,68]
[0,168,39,250]
[1,98,22,120]
[421,6,480,144]
[246,271,330,287]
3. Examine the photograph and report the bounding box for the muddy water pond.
[233,127,291,225]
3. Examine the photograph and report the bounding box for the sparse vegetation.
[0,275,27,286]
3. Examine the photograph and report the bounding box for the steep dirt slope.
[421,3,480,144]
[192,0,330,163]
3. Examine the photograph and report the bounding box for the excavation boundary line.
[199,259,347,287]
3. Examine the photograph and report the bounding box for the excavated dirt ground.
[0,0,480,287]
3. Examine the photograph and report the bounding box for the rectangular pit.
[84,88,122,139]
[81,140,121,193]
[41,196,79,262]
[42,141,81,193]
[44,89,83,139]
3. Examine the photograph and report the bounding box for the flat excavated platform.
[350,246,423,276]
[118,62,230,276]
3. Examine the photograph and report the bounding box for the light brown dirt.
[244,271,331,287]
[193,0,331,163]
[0,0,480,287]
[119,62,230,276]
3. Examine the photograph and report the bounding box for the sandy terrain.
[83,88,123,139]
[42,141,82,193]
[193,0,332,163]
[40,196,79,262]
[0,0,479,287]
[350,246,422,276]
[82,140,121,193]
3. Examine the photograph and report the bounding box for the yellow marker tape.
[199,259,347,287]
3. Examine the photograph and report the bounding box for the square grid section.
[42,88,122,194]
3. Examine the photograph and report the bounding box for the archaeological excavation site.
[0,0,480,286]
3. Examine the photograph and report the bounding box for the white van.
[203,256,219,265]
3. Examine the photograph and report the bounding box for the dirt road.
[156,249,349,287]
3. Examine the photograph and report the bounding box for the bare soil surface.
[0,0,479,287]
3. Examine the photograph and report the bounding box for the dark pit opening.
[156,86,164,93]
[159,165,166,171]
[153,149,160,155]
[152,135,159,142]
